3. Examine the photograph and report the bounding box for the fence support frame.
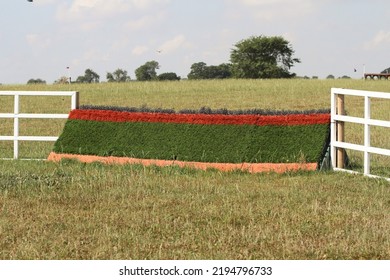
[331,88,390,181]
[0,91,79,160]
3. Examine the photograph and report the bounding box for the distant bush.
[27,78,46,84]
[76,69,100,83]
[187,62,232,80]
[54,76,69,84]
[106,69,131,82]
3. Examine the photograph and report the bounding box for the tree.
[106,69,131,82]
[326,74,335,79]
[187,62,232,79]
[230,35,301,79]
[187,62,208,79]
[208,63,232,79]
[27,78,46,84]
[381,67,390,74]
[135,61,160,81]
[54,76,70,84]
[158,72,181,81]
[76,68,100,83]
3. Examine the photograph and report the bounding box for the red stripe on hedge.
[69,109,330,126]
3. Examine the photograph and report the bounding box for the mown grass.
[0,79,389,259]
[0,160,389,260]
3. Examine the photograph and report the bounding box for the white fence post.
[331,88,390,181]
[14,93,20,159]
[364,95,371,175]
[71,92,79,110]
[0,91,79,160]
[330,89,337,171]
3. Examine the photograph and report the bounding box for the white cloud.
[26,34,52,49]
[125,12,166,31]
[159,35,191,54]
[364,30,390,49]
[56,0,131,22]
[239,0,312,6]
[235,0,318,21]
[240,0,278,5]
[31,0,55,5]
[110,38,130,52]
[57,0,171,22]
[126,16,153,30]
[131,0,172,10]
[71,48,110,71]
[132,45,149,56]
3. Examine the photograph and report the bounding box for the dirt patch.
[48,152,317,174]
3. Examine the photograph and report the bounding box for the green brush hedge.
[53,119,330,164]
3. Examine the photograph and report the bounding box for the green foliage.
[54,76,70,84]
[381,67,390,74]
[135,61,160,81]
[106,68,131,82]
[76,69,100,83]
[187,62,232,80]
[230,35,300,79]
[157,72,181,81]
[54,120,329,164]
[27,78,46,84]
[326,74,335,79]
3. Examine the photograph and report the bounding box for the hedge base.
[48,152,317,174]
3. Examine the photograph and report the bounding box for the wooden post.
[75,91,80,109]
[336,94,345,168]
[71,92,80,110]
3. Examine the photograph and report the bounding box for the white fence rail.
[331,88,390,181]
[0,91,79,159]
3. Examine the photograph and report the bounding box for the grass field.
[0,79,389,259]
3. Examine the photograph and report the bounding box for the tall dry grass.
[2,78,389,110]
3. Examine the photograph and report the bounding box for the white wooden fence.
[331,88,390,181]
[0,91,79,159]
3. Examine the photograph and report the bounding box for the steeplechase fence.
[331,88,390,181]
[0,91,79,160]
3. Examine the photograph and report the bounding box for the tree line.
[27,35,301,84]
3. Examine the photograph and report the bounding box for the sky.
[1,0,390,84]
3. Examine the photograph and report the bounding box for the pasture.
[0,79,389,259]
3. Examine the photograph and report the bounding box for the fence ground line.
[333,168,390,182]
